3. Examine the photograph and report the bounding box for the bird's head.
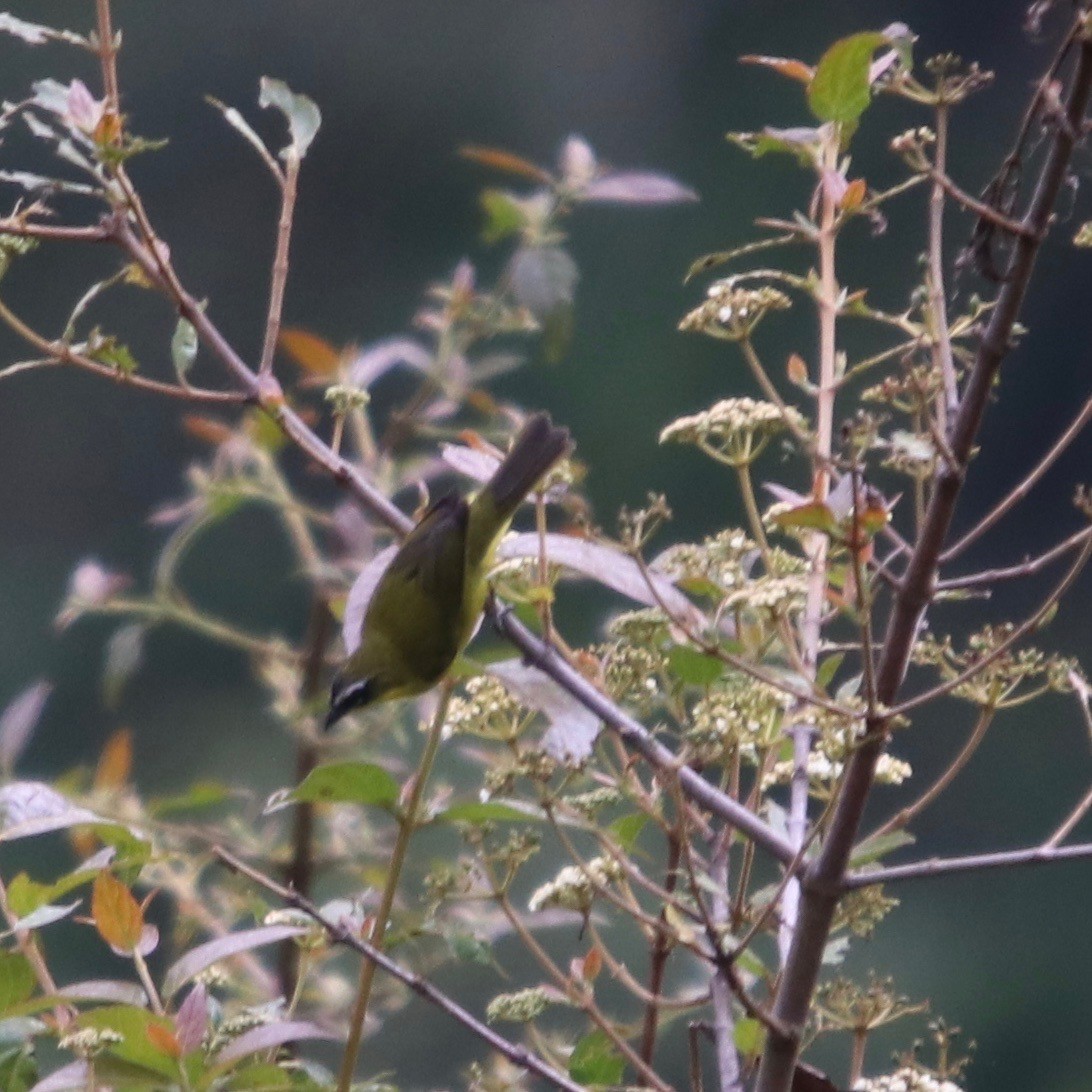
[324,669,382,730]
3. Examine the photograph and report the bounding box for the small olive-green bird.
[325,412,572,729]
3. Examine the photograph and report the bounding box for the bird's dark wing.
[364,492,470,683]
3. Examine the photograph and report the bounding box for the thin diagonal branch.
[867,706,995,842]
[1046,783,1092,848]
[213,846,585,1092]
[938,525,1092,589]
[843,840,1092,889]
[942,392,1092,561]
[890,530,1092,718]
[0,294,249,405]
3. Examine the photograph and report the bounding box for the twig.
[866,706,995,842]
[927,102,959,422]
[942,393,1092,561]
[889,530,1092,717]
[94,0,120,118]
[843,840,1092,889]
[705,833,747,1092]
[781,124,839,966]
[337,681,454,1091]
[259,154,299,378]
[213,846,585,1092]
[278,595,333,999]
[938,525,1092,589]
[1045,783,1092,848]
[929,167,1038,239]
[0,295,248,405]
[0,217,111,242]
[639,830,682,1064]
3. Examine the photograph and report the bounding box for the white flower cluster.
[765,751,912,789]
[443,675,523,740]
[679,281,792,341]
[527,856,622,914]
[854,1068,962,1092]
[660,397,807,467]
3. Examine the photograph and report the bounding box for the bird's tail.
[485,412,573,525]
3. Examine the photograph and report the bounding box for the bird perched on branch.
[325,412,573,729]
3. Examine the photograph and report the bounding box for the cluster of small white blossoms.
[679,281,792,341]
[443,675,523,740]
[485,986,553,1024]
[659,397,808,465]
[688,676,795,763]
[527,856,622,914]
[655,529,758,595]
[725,573,810,616]
[854,1069,962,1092]
[765,747,912,790]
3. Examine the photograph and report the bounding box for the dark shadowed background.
[0,2,1089,1089]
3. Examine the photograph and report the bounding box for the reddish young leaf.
[95,727,132,791]
[787,352,810,387]
[841,177,867,210]
[147,1022,181,1060]
[740,55,815,84]
[181,414,234,446]
[91,871,144,954]
[278,327,341,376]
[458,144,553,184]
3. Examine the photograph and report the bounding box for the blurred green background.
[0,1,1089,1089]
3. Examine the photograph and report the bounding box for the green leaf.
[0,1044,36,1092]
[0,234,38,283]
[728,126,823,166]
[815,652,845,691]
[0,954,35,1013]
[87,331,139,376]
[224,1063,293,1090]
[79,1005,180,1079]
[609,812,647,852]
[734,1016,766,1060]
[149,780,232,817]
[568,1029,625,1086]
[668,645,723,686]
[808,32,888,124]
[259,76,321,159]
[850,828,915,868]
[480,189,526,244]
[290,762,400,810]
[439,800,543,825]
[171,315,198,382]
[447,930,496,967]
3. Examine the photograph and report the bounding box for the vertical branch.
[278,595,333,999]
[259,155,299,378]
[638,830,682,1065]
[94,0,120,116]
[927,101,959,422]
[708,830,745,1092]
[781,130,839,962]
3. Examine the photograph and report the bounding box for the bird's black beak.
[324,676,377,731]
